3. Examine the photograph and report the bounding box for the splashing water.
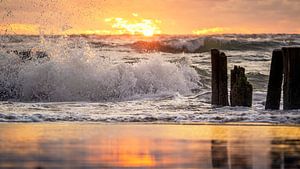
[0,36,200,102]
[1,34,300,124]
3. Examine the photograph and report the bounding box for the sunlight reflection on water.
[0,124,299,169]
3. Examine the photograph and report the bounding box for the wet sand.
[0,123,300,169]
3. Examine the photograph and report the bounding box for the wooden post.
[265,49,283,110]
[211,49,219,105]
[230,66,253,107]
[211,49,229,106]
[282,47,300,110]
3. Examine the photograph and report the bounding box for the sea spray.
[1,34,300,123]
[0,37,200,102]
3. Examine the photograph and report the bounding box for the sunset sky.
[0,0,300,35]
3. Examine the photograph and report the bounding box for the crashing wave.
[129,35,300,53]
[0,38,200,102]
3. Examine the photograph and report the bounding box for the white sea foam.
[1,34,300,124]
[0,37,200,102]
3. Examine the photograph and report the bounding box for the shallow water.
[0,34,300,124]
[0,123,299,169]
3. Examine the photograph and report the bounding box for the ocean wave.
[1,34,300,124]
[0,39,200,102]
[0,100,299,124]
[129,35,300,53]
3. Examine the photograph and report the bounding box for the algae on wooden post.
[230,66,253,107]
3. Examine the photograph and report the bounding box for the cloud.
[193,27,230,35]
[0,0,299,34]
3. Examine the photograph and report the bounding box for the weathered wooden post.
[265,49,283,110]
[230,66,253,107]
[211,49,229,106]
[282,47,300,110]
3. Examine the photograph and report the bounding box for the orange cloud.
[104,14,162,36]
[192,27,230,35]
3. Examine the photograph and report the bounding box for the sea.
[1,34,300,124]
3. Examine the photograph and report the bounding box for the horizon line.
[1,33,300,36]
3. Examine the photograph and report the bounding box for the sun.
[105,14,161,37]
[142,29,154,37]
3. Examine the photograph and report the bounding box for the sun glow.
[105,14,161,36]
[193,27,229,35]
[0,24,39,35]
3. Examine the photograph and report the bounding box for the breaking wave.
[0,38,200,102]
[130,35,300,53]
[1,34,300,124]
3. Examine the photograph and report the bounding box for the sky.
[0,0,300,35]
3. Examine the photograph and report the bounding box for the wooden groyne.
[211,49,252,107]
[264,47,300,110]
[282,47,300,110]
[265,49,283,110]
[211,47,300,110]
[211,49,229,106]
[230,66,252,107]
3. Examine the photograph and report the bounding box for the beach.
[1,33,300,169]
[1,1,300,168]
[0,123,299,168]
